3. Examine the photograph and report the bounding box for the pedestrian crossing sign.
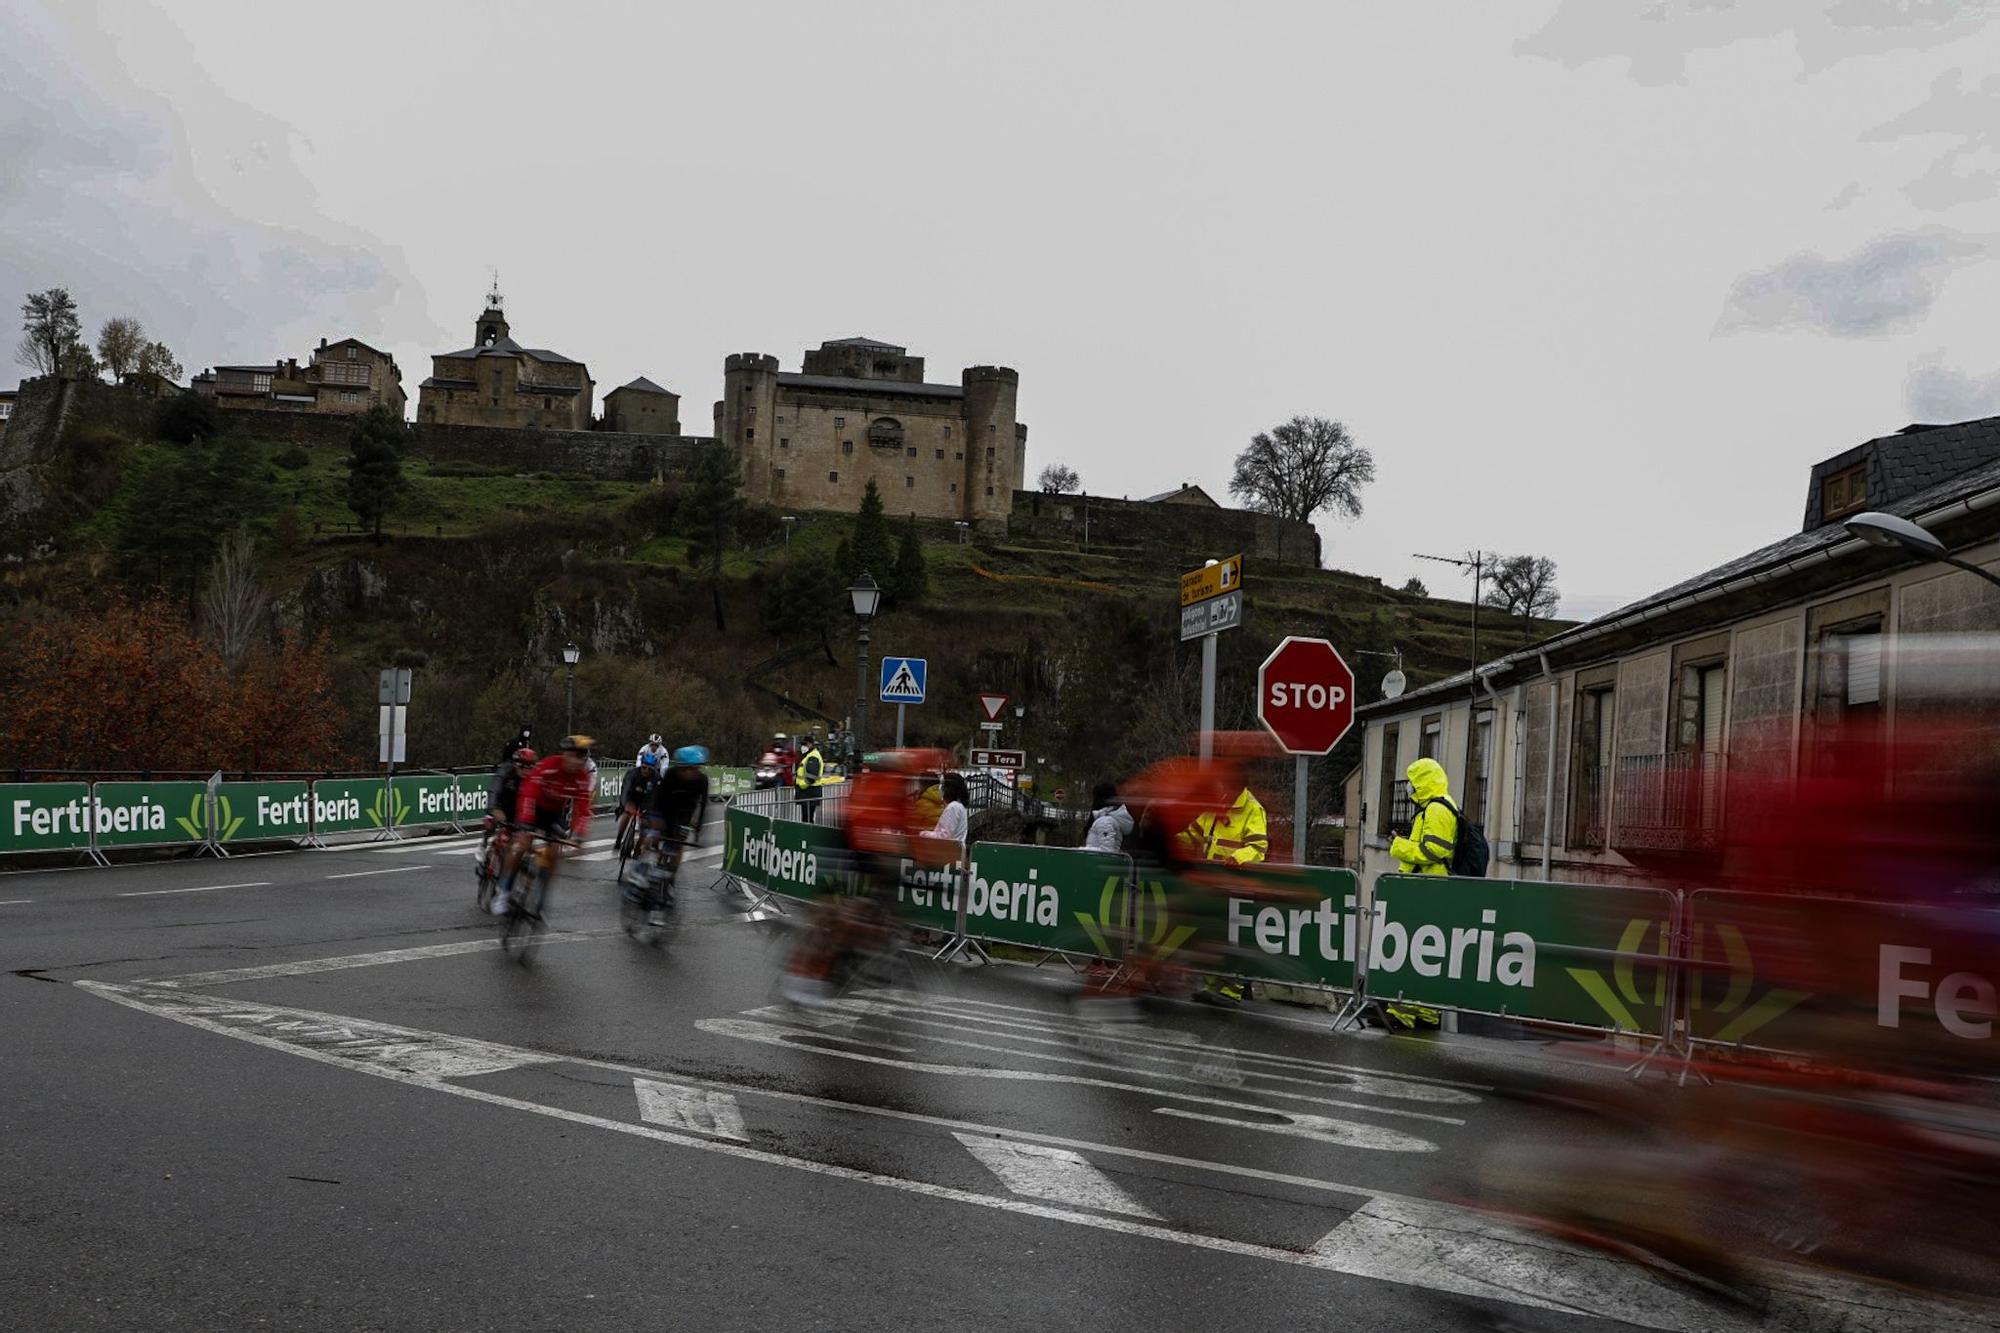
[879,656,927,704]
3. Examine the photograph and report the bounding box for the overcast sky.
[8,1,2000,619]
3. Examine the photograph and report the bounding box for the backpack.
[1421,796,1490,878]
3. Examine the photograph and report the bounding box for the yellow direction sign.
[1179,554,1244,607]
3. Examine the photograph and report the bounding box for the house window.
[988,424,996,435]
[943,425,951,438]
[905,476,914,488]
[936,449,945,460]
[986,446,995,460]
[745,427,755,442]
[1375,725,1401,837]
[985,486,994,496]
[1465,710,1494,826]
[950,483,957,493]
[868,417,905,449]
[1418,714,1442,761]
[775,467,786,481]
[842,440,853,454]
[905,446,917,457]
[780,437,789,449]
[1569,683,1616,848]
[829,471,840,483]
[252,373,272,393]
[955,451,963,461]
[834,416,845,428]
[1823,464,1867,521]
[776,414,784,423]
[346,346,356,360]
[543,397,551,410]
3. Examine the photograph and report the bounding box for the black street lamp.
[562,641,581,735]
[1846,511,2000,591]
[849,574,882,756]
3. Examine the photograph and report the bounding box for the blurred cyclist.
[637,733,670,765]
[629,746,710,918]
[494,735,594,916]
[617,751,661,851]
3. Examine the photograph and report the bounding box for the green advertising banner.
[89,781,210,849]
[309,777,391,835]
[214,781,312,844]
[1685,891,2000,1056]
[0,782,95,855]
[896,842,1135,957]
[709,767,757,800]
[446,774,496,825]
[1370,875,1675,1033]
[391,773,459,828]
[723,802,848,901]
[1169,862,1363,991]
[594,763,630,810]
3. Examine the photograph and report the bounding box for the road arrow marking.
[634,1078,747,1140]
[955,1133,1160,1218]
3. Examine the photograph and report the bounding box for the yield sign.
[977,692,1011,723]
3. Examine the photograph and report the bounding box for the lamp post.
[1846,511,2000,591]
[849,573,882,756]
[562,641,581,735]
[1013,702,1025,751]
[781,515,796,548]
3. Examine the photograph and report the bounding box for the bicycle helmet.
[639,751,659,767]
[648,733,663,746]
[514,747,538,765]
[561,734,594,754]
[672,745,709,766]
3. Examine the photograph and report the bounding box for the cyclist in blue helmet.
[627,745,710,918]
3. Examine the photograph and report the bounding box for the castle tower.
[721,352,781,502]
[961,365,1019,522]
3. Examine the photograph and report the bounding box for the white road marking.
[76,983,1992,1333]
[366,834,484,854]
[145,932,613,987]
[118,882,273,897]
[0,898,33,905]
[325,866,427,880]
[956,1133,1161,1218]
[634,1078,748,1141]
[697,1017,1442,1149]
[1154,1106,1438,1152]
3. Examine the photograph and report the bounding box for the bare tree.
[1037,462,1081,494]
[17,288,81,375]
[97,317,146,380]
[1228,415,1375,525]
[1484,555,1560,621]
[201,529,270,673]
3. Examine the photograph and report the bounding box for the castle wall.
[1007,490,1322,568]
[769,386,967,520]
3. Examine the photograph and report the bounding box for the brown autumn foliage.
[0,592,351,773]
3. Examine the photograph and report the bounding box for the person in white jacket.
[922,772,970,847]
[1083,782,1132,852]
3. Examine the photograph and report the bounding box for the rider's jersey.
[490,767,524,818]
[622,765,659,808]
[636,742,670,765]
[516,756,593,840]
[648,766,709,840]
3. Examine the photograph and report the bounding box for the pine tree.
[345,406,406,545]
[850,479,893,583]
[888,515,928,605]
[681,443,743,630]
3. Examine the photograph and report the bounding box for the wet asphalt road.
[0,819,1986,1333]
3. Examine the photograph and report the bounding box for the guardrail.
[2,762,635,863]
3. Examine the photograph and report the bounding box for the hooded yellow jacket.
[1389,758,1458,875]
[1180,788,1269,865]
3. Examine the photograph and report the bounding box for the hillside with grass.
[1,409,1564,814]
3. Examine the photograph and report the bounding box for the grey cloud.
[1863,71,2000,209]
[1906,358,2000,420]
[1718,229,1983,337]
[1519,0,1993,85]
[1826,181,1865,210]
[0,6,437,381]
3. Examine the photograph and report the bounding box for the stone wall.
[1006,490,1322,567]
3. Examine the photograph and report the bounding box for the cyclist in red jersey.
[492,734,595,914]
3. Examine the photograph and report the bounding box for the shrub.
[273,446,311,470]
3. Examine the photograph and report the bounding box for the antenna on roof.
[487,267,504,311]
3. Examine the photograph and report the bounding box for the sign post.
[376,667,412,842]
[1256,636,1356,865]
[880,656,927,749]
[1179,555,1244,760]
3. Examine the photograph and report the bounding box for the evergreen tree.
[344,406,406,545]
[850,478,893,582]
[887,515,929,605]
[681,443,743,630]
[759,556,845,662]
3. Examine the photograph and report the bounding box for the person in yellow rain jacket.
[1379,757,1454,1029]
[1389,758,1459,875]
[1181,787,1268,1004]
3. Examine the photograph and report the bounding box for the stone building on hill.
[191,337,405,417]
[717,337,1026,523]
[416,288,593,430]
[603,377,681,435]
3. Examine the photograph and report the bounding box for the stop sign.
[1258,636,1356,755]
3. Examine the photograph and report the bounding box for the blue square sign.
[880,656,927,704]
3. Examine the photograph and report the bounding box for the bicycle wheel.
[475,837,498,912]
[500,866,547,963]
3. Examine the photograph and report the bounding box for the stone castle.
[718,337,1026,524]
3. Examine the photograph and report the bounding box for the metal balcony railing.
[1611,751,1726,853]
[1569,767,1608,850]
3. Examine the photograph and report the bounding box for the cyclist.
[493,735,595,916]
[476,746,535,900]
[637,733,670,765]
[617,752,661,854]
[629,746,710,919]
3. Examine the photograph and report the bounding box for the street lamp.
[1013,702,1025,750]
[849,573,882,754]
[561,641,581,734]
[781,515,796,547]
[1845,511,2000,590]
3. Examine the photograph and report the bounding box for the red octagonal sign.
[1258,636,1356,756]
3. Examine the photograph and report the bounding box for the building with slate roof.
[1347,415,2000,889]
[603,376,681,435]
[717,336,1027,524]
[416,285,594,430]
[192,337,405,418]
